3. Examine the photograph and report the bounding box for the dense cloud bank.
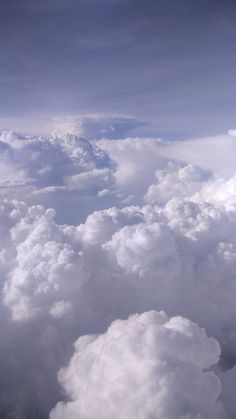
[0,128,236,417]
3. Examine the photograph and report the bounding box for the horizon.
[1,0,236,138]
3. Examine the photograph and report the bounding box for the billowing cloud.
[0,130,117,224]
[0,128,236,417]
[50,311,222,419]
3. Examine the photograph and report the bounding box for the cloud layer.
[0,127,236,417]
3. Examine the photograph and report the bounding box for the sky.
[2,3,236,417]
[1,0,236,138]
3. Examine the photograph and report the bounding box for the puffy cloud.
[0,128,236,417]
[3,172,236,355]
[104,221,181,280]
[3,204,84,321]
[0,130,117,224]
[50,311,223,419]
[145,162,211,205]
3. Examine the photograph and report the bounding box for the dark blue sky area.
[0,0,236,137]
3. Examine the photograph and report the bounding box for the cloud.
[221,366,236,419]
[50,311,222,419]
[104,222,181,280]
[156,132,236,177]
[145,162,211,205]
[51,114,146,140]
[0,130,116,224]
[0,128,236,417]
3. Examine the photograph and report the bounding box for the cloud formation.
[0,128,236,417]
[51,114,145,140]
[50,311,222,419]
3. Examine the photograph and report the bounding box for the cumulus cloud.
[51,114,145,140]
[104,221,181,280]
[0,130,117,224]
[145,162,211,205]
[0,127,236,417]
[50,311,223,419]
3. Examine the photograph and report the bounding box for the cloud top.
[50,311,222,419]
[0,128,235,417]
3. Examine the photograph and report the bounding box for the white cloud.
[51,114,145,140]
[50,311,223,419]
[0,130,116,224]
[104,221,181,280]
[0,127,235,417]
[156,132,236,177]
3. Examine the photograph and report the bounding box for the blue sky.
[1,0,236,138]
